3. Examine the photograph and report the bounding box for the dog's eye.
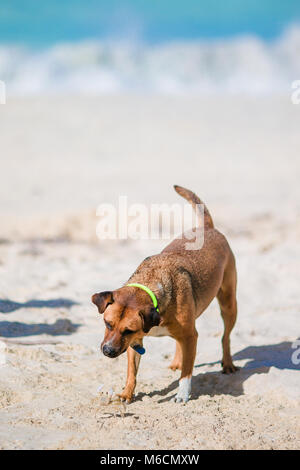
[122,329,134,336]
[105,321,113,330]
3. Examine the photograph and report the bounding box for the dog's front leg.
[174,331,198,403]
[118,347,141,403]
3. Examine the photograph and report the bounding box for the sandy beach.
[0,95,299,449]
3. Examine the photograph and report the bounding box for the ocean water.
[0,1,299,94]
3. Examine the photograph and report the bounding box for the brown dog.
[92,186,238,403]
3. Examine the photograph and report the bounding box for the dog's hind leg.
[174,329,198,403]
[217,253,239,374]
[169,340,182,371]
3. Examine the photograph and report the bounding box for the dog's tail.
[174,185,214,229]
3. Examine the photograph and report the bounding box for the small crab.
[97,384,127,417]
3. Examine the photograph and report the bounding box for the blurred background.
[0,0,300,95]
[0,0,299,234]
[0,0,299,228]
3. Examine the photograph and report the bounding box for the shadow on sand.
[0,298,78,313]
[0,297,80,337]
[136,340,300,403]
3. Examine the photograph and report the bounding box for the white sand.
[0,96,299,449]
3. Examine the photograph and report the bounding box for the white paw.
[174,377,191,403]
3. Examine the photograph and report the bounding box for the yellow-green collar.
[126,283,159,312]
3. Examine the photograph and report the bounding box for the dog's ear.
[140,307,160,333]
[91,291,113,313]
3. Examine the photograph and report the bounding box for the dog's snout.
[102,344,118,358]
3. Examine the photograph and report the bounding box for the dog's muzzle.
[102,344,119,358]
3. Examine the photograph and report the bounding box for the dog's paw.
[222,363,240,374]
[173,377,191,403]
[169,361,182,371]
[117,391,134,404]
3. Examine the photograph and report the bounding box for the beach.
[0,95,299,449]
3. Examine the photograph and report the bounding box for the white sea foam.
[1,25,300,95]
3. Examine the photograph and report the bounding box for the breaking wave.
[1,25,300,95]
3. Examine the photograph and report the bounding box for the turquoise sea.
[0,1,299,93]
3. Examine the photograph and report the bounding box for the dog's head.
[91,287,160,358]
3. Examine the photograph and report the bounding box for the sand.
[0,95,299,449]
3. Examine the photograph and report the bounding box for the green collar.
[126,283,159,313]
